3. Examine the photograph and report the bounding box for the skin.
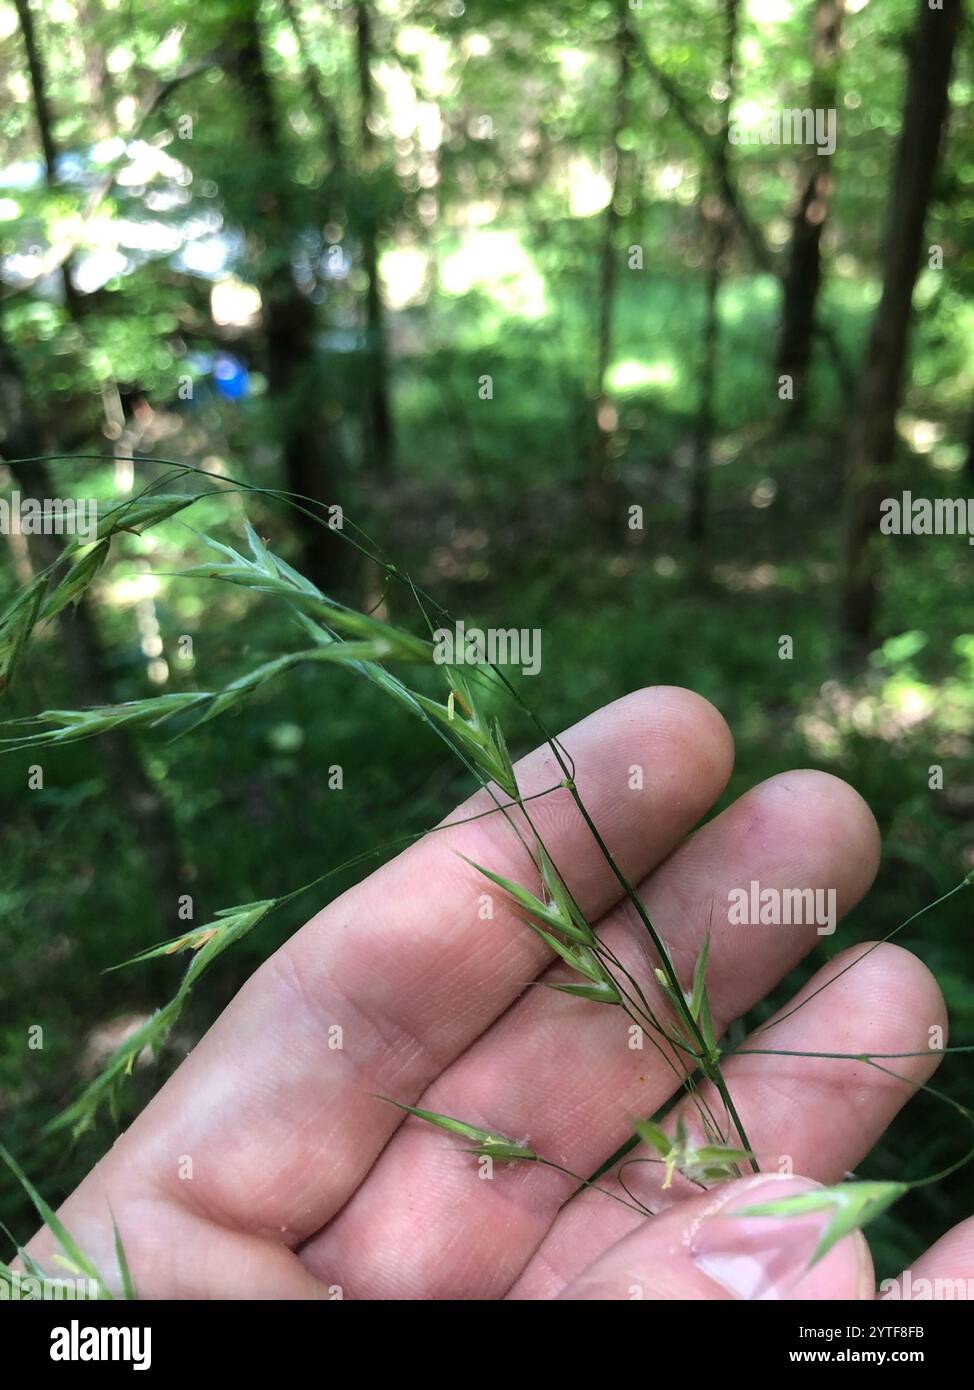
[26,687,974,1299]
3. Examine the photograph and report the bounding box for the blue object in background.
[212,352,250,401]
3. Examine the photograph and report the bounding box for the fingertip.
[689,1174,875,1301]
[736,768,881,911]
[621,684,735,792]
[820,940,948,1054]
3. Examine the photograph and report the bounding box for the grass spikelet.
[177,527,432,662]
[735,1181,909,1267]
[109,899,275,976]
[633,1115,753,1189]
[0,692,208,750]
[44,1001,182,1138]
[461,854,594,945]
[380,1100,538,1161]
[87,491,203,546]
[0,574,48,695]
[412,668,519,797]
[40,539,111,621]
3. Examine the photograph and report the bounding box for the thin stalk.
[758,874,972,1034]
[560,775,755,1166]
[538,1159,654,1218]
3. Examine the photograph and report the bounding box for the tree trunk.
[591,0,635,515]
[14,0,82,319]
[229,0,345,590]
[688,0,740,543]
[0,325,183,928]
[776,0,846,411]
[76,0,117,138]
[355,0,395,481]
[841,0,962,647]
[688,245,723,543]
[636,31,855,403]
[280,0,345,177]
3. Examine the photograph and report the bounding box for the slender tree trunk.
[14,0,81,319]
[76,0,117,137]
[688,245,723,542]
[841,0,962,647]
[0,325,183,927]
[355,0,395,480]
[688,0,740,543]
[280,0,345,176]
[776,0,846,411]
[591,0,635,514]
[229,0,344,590]
[636,31,855,403]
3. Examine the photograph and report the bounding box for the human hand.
[28,688,974,1299]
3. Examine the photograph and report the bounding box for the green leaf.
[736,1181,908,1266]
[0,1221,49,1282]
[0,1145,111,1297]
[111,1213,137,1301]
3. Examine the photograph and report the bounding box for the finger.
[514,941,944,1297]
[33,686,732,1289]
[558,1175,874,1301]
[879,1217,974,1301]
[300,769,879,1297]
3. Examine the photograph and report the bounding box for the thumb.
[559,1175,875,1301]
